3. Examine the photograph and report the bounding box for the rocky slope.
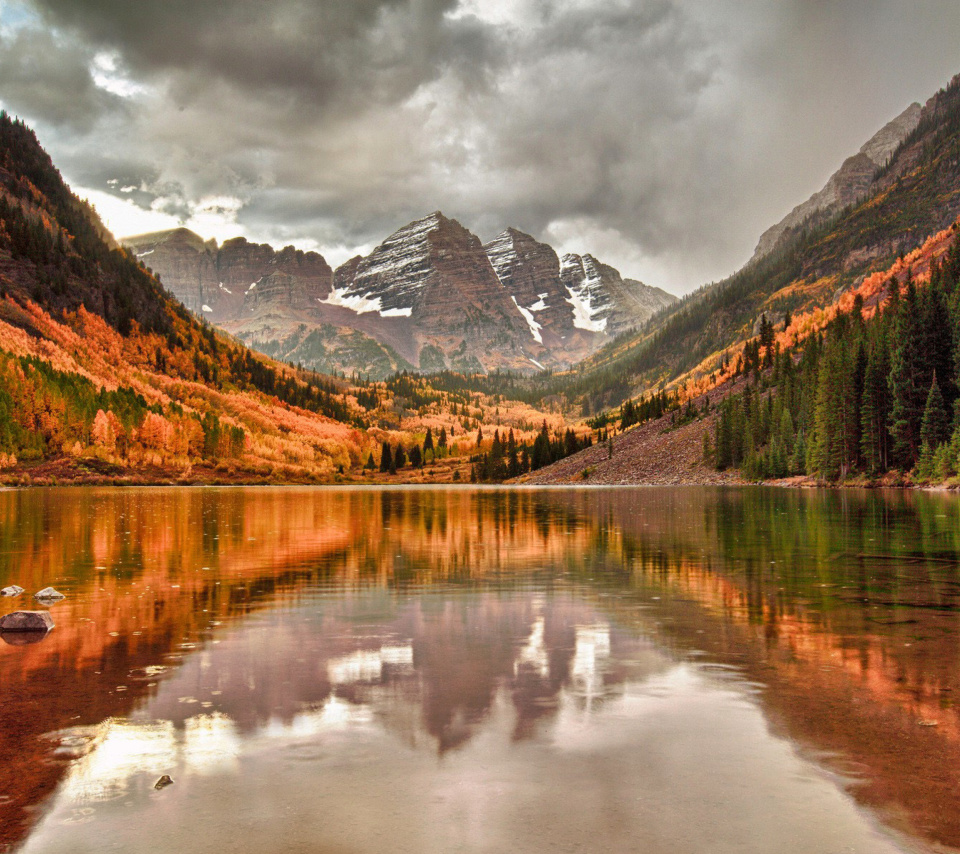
[123,215,677,377]
[750,101,922,264]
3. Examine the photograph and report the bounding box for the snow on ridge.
[485,230,519,289]
[218,282,232,294]
[529,357,545,370]
[351,212,441,287]
[511,296,543,343]
[201,304,212,312]
[136,249,155,257]
[379,306,413,318]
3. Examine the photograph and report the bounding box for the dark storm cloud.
[4,0,959,290]
[28,0,498,110]
[0,25,124,131]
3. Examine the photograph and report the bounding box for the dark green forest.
[711,235,960,483]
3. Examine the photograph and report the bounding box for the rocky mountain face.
[125,229,334,322]
[123,213,677,377]
[750,102,923,264]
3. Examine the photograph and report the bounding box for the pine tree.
[922,278,955,410]
[810,333,856,479]
[920,373,951,450]
[379,441,392,473]
[860,333,891,473]
[889,280,926,469]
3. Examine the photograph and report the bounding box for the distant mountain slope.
[123,215,676,378]
[749,102,922,264]
[567,72,960,411]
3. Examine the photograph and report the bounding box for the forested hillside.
[558,74,960,414]
[709,223,960,484]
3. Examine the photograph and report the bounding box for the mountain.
[324,211,542,373]
[564,72,960,412]
[124,228,413,377]
[123,214,676,378]
[749,102,923,264]
[0,112,593,487]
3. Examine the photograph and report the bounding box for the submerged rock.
[1,585,24,597]
[154,775,174,790]
[0,610,55,632]
[34,587,65,601]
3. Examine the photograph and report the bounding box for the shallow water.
[2,486,959,853]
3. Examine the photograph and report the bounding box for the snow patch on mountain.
[320,288,413,318]
[561,254,610,332]
[511,296,543,343]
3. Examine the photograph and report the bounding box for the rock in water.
[1,585,24,597]
[154,775,174,790]
[0,611,55,632]
[34,587,65,601]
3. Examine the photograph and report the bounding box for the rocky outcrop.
[484,228,589,361]
[560,254,674,337]
[750,102,922,264]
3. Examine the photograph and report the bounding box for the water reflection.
[1,487,960,852]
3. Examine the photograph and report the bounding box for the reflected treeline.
[4,487,960,850]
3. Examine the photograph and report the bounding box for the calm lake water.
[2,486,960,853]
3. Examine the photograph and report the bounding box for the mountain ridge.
[123,214,677,378]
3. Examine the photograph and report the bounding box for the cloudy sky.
[0,0,957,294]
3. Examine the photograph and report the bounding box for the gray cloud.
[0,25,125,131]
[3,0,960,292]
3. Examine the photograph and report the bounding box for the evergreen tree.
[860,333,891,473]
[379,441,392,473]
[920,373,951,450]
[507,429,519,478]
[888,280,926,468]
[922,278,955,410]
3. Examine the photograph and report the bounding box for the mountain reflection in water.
[1,486,959,853]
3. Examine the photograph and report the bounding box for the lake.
[1,485,959,853]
